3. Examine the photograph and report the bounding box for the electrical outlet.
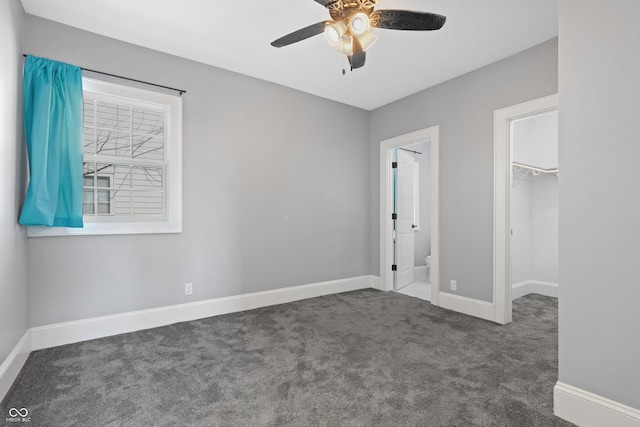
[185,283,193,296]
[450,280,457,291]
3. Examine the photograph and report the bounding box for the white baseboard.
[438,292,495,322]
[414,265,427,279]
[512,280,559,300]
[370,275,382,290]
[554,382,640,427]
[0,331,31,402]
[30,275,376,351]
[2,275,376,400]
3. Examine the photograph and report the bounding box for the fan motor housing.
[329,0,377,21]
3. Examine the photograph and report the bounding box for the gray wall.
[0,0,29,362]
[370,39,559,302]
[25,16,371,326]
[558,0,640,409]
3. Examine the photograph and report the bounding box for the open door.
[395,149,415,289]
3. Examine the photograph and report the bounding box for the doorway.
[494,94,559,324]
[379,126,440,305]
[393,143,432,301]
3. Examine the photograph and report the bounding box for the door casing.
[493,94,559,324]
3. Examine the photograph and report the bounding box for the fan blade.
[350,36,366,69]
[314,0,340,8]
[271,21,330,47]
[370,10,446,31]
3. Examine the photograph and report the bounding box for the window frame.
[28,77,182,237]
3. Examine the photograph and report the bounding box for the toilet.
[425,255,432,283]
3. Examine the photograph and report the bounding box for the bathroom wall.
[414,141,432,267]
[400,141,432,268]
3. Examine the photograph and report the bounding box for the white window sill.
[27,218,181,237]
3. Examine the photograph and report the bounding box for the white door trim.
[380,126,439,305]
[493,94,559,324]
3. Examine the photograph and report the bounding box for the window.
[83,175,111,215]
[28,78,182,236]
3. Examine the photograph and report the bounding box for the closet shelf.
[512,162,558,176]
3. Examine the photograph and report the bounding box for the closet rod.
[22,54,186,95]
[512,162,558,175]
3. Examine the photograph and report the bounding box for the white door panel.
[395,150,415,289]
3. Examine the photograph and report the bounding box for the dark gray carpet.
[2,289,572,426]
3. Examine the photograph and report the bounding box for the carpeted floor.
[1,289,572,426]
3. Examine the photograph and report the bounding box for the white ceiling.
[20,0,558,111]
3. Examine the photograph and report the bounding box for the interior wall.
[370,38,558,302]
[530,175,558,283]
[415,141,432,267]
[512,112,559,169]
[24,16,371,326]
[559,0,640,409]
[510,175,558,286]
[0,0,29,362]
[400,141,432,267]
[510,179,531,285]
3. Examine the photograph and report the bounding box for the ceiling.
[20,0,558,111]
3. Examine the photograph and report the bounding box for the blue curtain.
[19,55,84,228]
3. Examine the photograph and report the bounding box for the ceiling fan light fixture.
[325,21,347,45]
[270,1,447,71]
[356,30,377,51]
[337,35,353,56]
[349,13,370,36]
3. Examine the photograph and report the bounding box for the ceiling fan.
[271,0,446,70]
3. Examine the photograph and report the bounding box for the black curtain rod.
[22,54,186,95]
[399,147,422,155]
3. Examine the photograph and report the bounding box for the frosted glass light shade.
[325,22,347,45]
[356,30,377,51]
[338,35,353,55]
[349,13,370,36]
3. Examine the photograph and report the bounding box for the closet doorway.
[510,111,559,300]
[494,94,559,324]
